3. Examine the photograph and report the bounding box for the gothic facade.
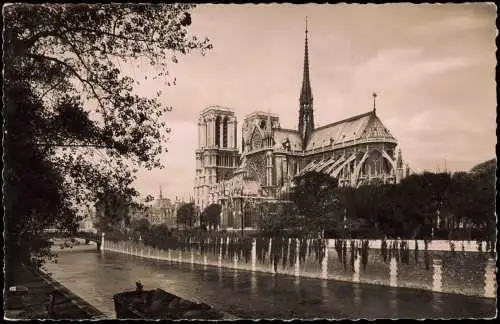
[194,25,410,230]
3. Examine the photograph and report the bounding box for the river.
[43,249,495,319]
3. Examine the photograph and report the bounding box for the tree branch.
[28,53,109,118]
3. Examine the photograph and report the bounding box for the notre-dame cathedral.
[194,24,410,230]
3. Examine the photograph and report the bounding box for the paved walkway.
[4,265,105,320]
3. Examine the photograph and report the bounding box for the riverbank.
[4,264,106,319]
[103,238,496,299]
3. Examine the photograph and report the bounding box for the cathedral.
[194,24,410,230]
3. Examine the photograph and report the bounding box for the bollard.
[295,238,300,277]
[353,249,360,283]
[251,238,257,272]
[100,232,105,253]
[203,255,208,270]
[484,258,496,298]
[389,256,398,287]
[432,258,442,292]
[178,250,182,263]
[191,251,194,265]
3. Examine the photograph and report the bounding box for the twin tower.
[194,22,315,209]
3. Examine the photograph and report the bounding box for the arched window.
[223,117,228,148]
[215,116,221,147]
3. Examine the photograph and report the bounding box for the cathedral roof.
[273,129,302,151]
[306,111,396,151]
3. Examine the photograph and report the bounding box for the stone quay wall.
[101,235,496,299]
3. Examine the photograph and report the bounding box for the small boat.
[113,285,225,319]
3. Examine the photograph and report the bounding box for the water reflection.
[353,284,361,307]
[321,280,328,303]
[45,250,496,320]
[432,293,444,317]
[389,287,398,315]
[233,269,238,290]
[251,273,257,296]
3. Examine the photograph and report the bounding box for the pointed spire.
[372,92,377,113]
[300,16,313,105]
[159,185,163,200]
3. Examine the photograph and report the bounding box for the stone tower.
[194,106,240,210]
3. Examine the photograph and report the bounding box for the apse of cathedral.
[194,22,410,229]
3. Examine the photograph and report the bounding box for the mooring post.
[100,232,105,253]
[295,238,300,277]
[432,258,442,293]
[484,257,496,298]
[389,255,398,287]
[251,238,257,272]
[353,247,360,283]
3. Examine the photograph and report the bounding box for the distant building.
[194,22,410,230]
[149,187,175,227]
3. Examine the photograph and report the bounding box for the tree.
[201,203,221,231]
[290,171,341,235]
[146,224,171,248]
[257,201,297,236]
[130,218,151,241]
[176,203,196,230]
[3,4,212,269]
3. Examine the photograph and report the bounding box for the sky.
[129,3,497,201]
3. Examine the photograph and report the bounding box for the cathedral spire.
[298,17,314,150]
[300,17,313,105]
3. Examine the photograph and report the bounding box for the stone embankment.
[102,236,496,299]
[4,265,106,320]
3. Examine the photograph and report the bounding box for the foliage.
[143,223,171,248]
[130,218,151,241]
[3,3,212,269]
[335,161,496,239]
[4,84,78,269]
[177,203,197,230]
[201,203,221,230]
[257,201,297,236]
[290,171,341,234]
[257,159,495,240]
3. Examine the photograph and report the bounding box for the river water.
[44,250,495,319]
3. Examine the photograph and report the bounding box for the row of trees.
[261,159,496,240]
[118,158,494,241]
[174,202,221,230]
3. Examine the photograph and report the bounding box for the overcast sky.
[129,3,496,201]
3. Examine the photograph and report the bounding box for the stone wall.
[102,237,496,299]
